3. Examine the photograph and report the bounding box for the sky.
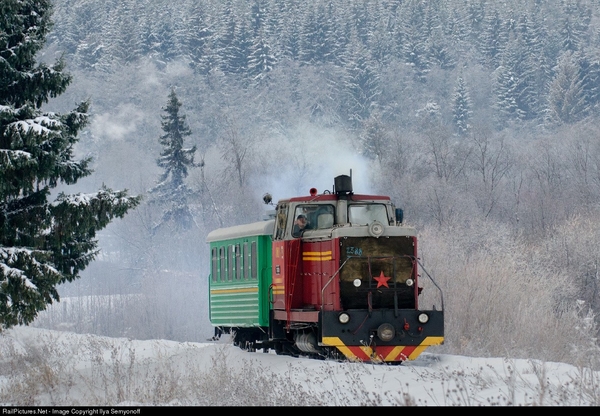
[0,326,598,407]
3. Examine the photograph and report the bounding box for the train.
[206,174,444,363]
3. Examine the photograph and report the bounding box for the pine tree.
[452,75,472,136]
[428,26,457,70]
[492,34,538,126]
[299,3,335,65]
[578,49,600,114]
[104,0,143,66]
[215,0,238,73]
[149,89,197,232]
[493,64,521,127]
[215,3,252,76]
[514,12,548,121]
[479,7,509,69]
[231,20,253,76]
[359,112,389,164]
[558,0,591,53]
[546,51,587,125]
[279,7,301,61]
[250,0,271,38]
[0,0,141,330]
[248,33,277,85]
[341,31,381,129]
[186,3,215,75]
[397,1,430,82]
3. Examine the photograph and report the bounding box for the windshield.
[348,204,389,225]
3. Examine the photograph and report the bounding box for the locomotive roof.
[283,193,391,203]
[206,220,275,243]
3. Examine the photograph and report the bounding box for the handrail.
[286,239,301,329]
[320,257,351,310]
[414,256,445,311]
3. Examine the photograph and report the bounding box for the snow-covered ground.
[0,326,598,406]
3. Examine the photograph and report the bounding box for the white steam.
[91,104,145,141]
[252,123,374,203]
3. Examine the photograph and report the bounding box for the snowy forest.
[13,0,600,371]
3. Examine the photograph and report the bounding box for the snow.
[0,326,598,407]
[0,248,37,291]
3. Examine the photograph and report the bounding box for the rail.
[414,256,445,311]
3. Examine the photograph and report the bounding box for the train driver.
[292,214,308,237]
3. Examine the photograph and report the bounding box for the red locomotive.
[207,173,444,363]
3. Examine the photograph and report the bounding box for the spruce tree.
[359,112,388,164]
[397,2,430,82]
[578,49,600,112]
[248,35,277,85]
[299,4,335,65]
[0,0,141,330]
[149,89,197,232]
[479,7,509,69]
[547,51,587,125]
[452,75,472,136]
[187,3,215,75]
[340,28,381,128]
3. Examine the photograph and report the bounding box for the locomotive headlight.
[377,323,395,342]
[338,313,350,324]
[418,313,429,324]
[405,278,414,287]
[353,279,362,287]
[368,221,384,238]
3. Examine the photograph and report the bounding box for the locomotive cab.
[275,175,401,239]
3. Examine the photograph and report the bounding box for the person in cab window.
[292,214,308,237]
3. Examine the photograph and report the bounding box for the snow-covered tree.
[396,1,430,82]
[248,34,277,84]
[479,7,509,69]
[185,3,215,75]
[493,34,539,127]
[546,51,587,125]
[452,75,472,136]
[279,9,302,61]
[359,112,389,164]
[250,0,271,38]
[149,89,197,232]
[299,3,335,65]
[0,0,140,330]
[558,0,591,53]
[101,0,143,68]
[341,32,381,128]
[428,27,457,70]
[578,49,600,114]
[512,12,551,121]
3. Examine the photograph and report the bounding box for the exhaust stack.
[334,175,353,195]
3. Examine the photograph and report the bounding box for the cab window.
[348,204,389,225]
[274,203,289,240]
[292,204,335,231]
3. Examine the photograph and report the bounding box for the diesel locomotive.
[206,174,444,363]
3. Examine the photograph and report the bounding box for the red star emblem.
[373,271,391,288]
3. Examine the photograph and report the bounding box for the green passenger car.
[206,220,275,328]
